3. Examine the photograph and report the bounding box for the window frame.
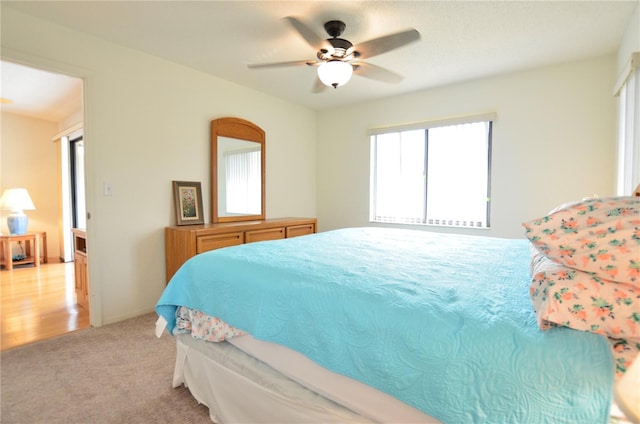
[368,113,495,229]
[614,52,640,195]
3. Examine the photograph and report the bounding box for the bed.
[156,196,639,423]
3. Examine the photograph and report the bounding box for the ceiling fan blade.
[353,62,404,83]
[285,16,333,53]
[248,60,316,69]
[352,29,420,59]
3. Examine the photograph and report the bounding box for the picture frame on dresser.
[172,181,204,226]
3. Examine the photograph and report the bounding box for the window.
[69,135,86,229]
[370,118,492,228]
[615,52,640,195]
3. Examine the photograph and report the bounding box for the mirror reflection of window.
[212,118,265,223]
[224,147,261,215]
[217,136,262,217]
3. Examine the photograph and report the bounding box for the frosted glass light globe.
[317,61,353,88]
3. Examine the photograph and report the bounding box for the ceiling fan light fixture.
[317,60,353,89]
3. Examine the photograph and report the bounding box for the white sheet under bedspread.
[228,334,440,423]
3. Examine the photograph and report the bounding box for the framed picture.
[172,181,204,226]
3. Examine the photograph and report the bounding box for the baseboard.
[102,308,157,326]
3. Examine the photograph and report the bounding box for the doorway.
[0,60,89,344]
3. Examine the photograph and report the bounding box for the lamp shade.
[0,188,36,235]
[0,188,36,211]
[317,60,353,88]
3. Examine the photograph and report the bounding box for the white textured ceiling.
[1,0,638,119]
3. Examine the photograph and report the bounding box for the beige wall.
[1,112,60,257]
[316,55,617,238]
[1,7,317,325]
[617,3,639,73]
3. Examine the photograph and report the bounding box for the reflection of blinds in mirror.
[225,148,261,214]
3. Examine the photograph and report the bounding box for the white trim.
[368,112,497,136]
[614,51,640,97]
[51,122,83,142]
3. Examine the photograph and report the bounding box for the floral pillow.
[523,197,640,285]
[529,254,640,376]
[530,256,640,338]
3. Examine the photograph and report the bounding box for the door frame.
[2,48,101,327]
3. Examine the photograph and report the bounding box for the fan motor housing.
[324,20,346,38]
[318,20,357,61]
[319,38,355,61]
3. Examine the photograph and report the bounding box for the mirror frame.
[211,117,266,223]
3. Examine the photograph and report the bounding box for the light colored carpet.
[1,313,211,423]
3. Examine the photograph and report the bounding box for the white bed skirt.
[173,334,440,423]
[174,334,375,423]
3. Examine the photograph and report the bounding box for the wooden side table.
[0,232,47,270]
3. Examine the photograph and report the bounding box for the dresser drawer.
[286,223,315,238]
[197,232,244,253]
[245,227,285,243]
[166,218,316,283]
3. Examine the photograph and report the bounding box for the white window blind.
[370,117,493,228]
[371,130,426,223]
[225,148,261,215]
[615,52,640,195]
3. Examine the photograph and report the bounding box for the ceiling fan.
[248,17,421,91]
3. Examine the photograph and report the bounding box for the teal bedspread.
[156,227,613,423]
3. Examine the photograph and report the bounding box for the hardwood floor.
[1,259,89,350]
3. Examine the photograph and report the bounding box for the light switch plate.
[103,182,113,196]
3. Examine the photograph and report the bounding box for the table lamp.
[0,188,36,235]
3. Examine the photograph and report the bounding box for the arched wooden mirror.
[211,117,265,223]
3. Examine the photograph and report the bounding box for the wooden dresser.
[165,217,316,282]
